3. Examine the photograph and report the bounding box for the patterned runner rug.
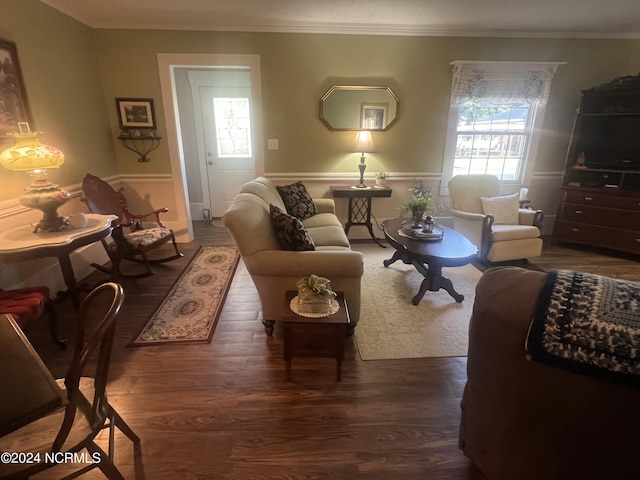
[353,243,483,360]
[130,245,239,346]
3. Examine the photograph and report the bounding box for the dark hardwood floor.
[22,223,640,479]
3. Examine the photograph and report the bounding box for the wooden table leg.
[283,325,293,381]
[335,325,346,381]
[56,253,81,310]
[411,263,465,304]
[383,249,407,267]
[344,197,386,248]
[434,275,465,303]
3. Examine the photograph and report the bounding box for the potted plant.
[399,180,436,228]
[375,172,388,187]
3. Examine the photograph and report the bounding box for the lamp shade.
[0,131,65,172]
[352,131,377,153]
[0,129,70,232]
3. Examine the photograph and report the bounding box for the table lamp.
[352,131,377,188]
[0,124,70,232]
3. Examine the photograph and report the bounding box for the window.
[453,101,532,180]
[212,97,252,157]
[442,61,563,192]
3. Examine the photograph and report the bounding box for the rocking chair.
[80,173,183,279]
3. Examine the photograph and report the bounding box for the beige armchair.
[448,174,543,262]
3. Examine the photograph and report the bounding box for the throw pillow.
[270,204,315,251]
[480,192,520,225]
[276,181,318,220]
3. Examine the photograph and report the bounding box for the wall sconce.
[352,131,377,188]
[118,130,161,162]
[0,123,70,232]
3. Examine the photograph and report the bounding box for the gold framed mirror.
[320,86,399,131]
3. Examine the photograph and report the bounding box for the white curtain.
[450,61,564,105]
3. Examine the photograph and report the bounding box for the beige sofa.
[460,266,640,480]
[222,177,363,335]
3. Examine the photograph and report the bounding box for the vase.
[412,210,425,228]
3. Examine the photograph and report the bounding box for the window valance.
[450,61,565,105]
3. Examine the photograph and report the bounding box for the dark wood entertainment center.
[555,74,640,255]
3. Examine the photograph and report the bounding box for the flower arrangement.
[399,180,437,226]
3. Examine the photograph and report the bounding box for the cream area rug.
[131,246,239,346]
[352,243,483,360]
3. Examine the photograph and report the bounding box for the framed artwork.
[0,38,33,139]
[115,98,156,129]
[361,103,388,130]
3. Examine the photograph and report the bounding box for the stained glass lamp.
[0,126,70,232]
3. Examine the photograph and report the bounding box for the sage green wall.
[0,0,117,202]
[93,29,640,178]
[3,0,640,200]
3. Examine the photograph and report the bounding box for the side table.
[331,185,392,247]
[0,214,117,309]
[281,291,350,381]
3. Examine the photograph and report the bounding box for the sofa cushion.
[301,212,344,229]
[270,204,315,251]
[480,192,519,224]
[276,181,318,220]
[306,225,351,248]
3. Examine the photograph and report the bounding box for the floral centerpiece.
[399,180,437,228]
[296,274,336,314]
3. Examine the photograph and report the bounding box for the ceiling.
[40,0,640,38]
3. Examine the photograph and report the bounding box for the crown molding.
[85,22,640,40]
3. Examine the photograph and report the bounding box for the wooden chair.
[0,286,66,349]
[81,173,183,279]
[0,282,140,480]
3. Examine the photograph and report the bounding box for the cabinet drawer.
[559,203,640,230]
[555,220,640,254]
[564,191,640,210]
[283,323,346,358]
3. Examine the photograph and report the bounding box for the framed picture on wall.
[0,38,34,140]
[115,98,156,129]
[361,103,388,130]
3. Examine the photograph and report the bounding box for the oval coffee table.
[381,218,478,305]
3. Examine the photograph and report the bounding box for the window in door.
[212,97,252,158]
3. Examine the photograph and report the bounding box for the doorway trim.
[157,53,264,242]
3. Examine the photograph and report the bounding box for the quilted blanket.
[526,270,640,388]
